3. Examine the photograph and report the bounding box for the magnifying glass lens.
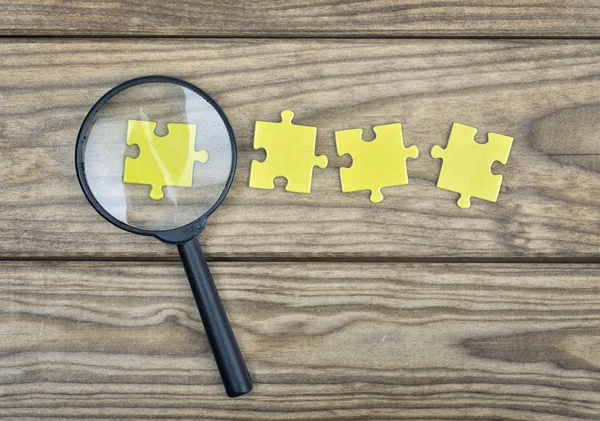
[80,81,233,231]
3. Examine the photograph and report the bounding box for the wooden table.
[1,2,600,419]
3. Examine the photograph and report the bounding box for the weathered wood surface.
[1,39,600,259]
[1,1,600,38]
[0,261,598,420]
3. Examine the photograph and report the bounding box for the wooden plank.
[2,39,600,259]
[1,1,600,38]
[0,261,598,419]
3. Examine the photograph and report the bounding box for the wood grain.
[0,261,597,420]
[2,39,600,259]
[1,1,600,38]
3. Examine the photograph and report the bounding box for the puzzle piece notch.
[249,110,328,194]
[336,123,419,203]
[430,122,513,209]
[123,120,208,200]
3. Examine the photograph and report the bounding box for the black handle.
[177,239,252,397]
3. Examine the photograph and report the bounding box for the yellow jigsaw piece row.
[431,123,513,209]
[123,120,208,200]
[248,112,514,208]
[335,124,419,203]
[249,110,328,193]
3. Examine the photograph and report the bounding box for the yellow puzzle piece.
[249,110,328,193]
[335,123,419,203]
[123,120,209,200]
[431,123,513,209]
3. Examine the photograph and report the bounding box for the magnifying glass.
[75,76,252,397]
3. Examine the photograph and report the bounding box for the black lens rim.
[75,75,237,244]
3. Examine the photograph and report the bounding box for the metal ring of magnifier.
[75,75,237,244]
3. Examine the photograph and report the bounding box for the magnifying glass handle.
[177,239,253,398]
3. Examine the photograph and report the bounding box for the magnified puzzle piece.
[431,123,513,209]
[249,110,328,193]
[335,123,419,203]
[123,120,209,200]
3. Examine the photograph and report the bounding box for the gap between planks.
[2,255,600,264]
[5,35,600,40]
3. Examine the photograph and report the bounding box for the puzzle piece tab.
[123,120,209,200]
[335,123,419,203]
[431,123,513,209]
[249,110,328,193]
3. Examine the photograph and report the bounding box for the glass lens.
[80,81,234,232]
